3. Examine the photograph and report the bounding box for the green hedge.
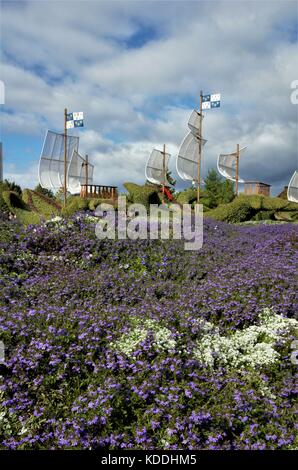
[176,188,197,205]
[2,191,41,225]
[0,183,10,218]
[262,196,297,211]
[237,194,264,210]
[206,198,256,223]
[3,190,29,211]
[206,194,298,224]
[22,189,61,218]
[88,198,118,211]
[274,211,298,221]
[61,196,91,217]
[123,183,160,209]
[252,210,275,221]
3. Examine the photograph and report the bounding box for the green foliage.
[22,189,61,218]
[262,196,297,211]
[237,194,264,210]
[274,211,298,222]
[2,190,41,225]
[0,184,10,219]
[252,210,275,221]
[123,182,160,209]
[0,179,22,196]
[206,197,255,223]
[176,188,197,205]
[206,194,298,224]
[204,169,235,208]
[219,179,235,204]
[61,196,90,217]
[15,211,42,225]
[34,184,55,200]
[88,198,118,211]
[3,190,28,210]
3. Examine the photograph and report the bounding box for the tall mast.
[162,143,166,204]
[235,143,240,195]
[197,90,203,204]
[85,154,89,187]
[64,108,67,207]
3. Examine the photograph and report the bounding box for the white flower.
[112,318,176,358]
[46,216,63,224]
[194,308,298,369]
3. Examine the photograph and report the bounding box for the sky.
[0,0,297,195]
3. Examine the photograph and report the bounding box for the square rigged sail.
[145,148,171,186]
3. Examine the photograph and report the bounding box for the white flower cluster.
[84,215,99,224]
[194,308,298,369]
[112,318,176,358]
[46,216,63,224]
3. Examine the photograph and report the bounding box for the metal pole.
[197,90,203,204]
[162,144,166,204]
[236,143,239,196]
[64,108,67,207]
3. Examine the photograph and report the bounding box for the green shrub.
[206,193,298,224]
[0,179,22,196]
[2,190,29,211]
[88,198,117,211]
[31,191,61,217]
[34,184,55,199]
[176,188,197,205]
[237,194,264,210]
[61,197,90,216]
[22,189,61,218]
[0,184,10,219]
[2,190,41,225]
[262,197,289,211]
[252,210,275,221]
[123,182,160,209]
[206,198,256,223]
[15,210,41,225]
[273,211,297,221]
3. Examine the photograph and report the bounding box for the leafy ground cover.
[0,215,297,449]
[205,194,298,223]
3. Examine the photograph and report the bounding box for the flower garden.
[0,215,297,450]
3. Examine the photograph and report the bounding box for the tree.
[34,184,55,199]
[219,179,235,204]
[0,179,22,196]
[204,169,235,208]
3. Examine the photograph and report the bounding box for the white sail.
[145,148,171,186]
[287,170,298,203]
[188,109,204,138]
[217,146,247,182]
[38,130,79,190]
[67,149,94,194]
[176,131,207,182]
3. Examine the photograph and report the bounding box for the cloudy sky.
[0,0,297,194]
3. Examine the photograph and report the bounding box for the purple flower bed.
[0,216,297,449]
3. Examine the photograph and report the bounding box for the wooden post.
[85,154,89,188]
[235,143,240,196]
[197,90,203,204]
[162,143,166,204]
[64,108,67,207]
